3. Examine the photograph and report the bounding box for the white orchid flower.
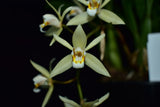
[50,25,110,78]
[30,60,54,107]
[40,0,73,46]
[67,0,125,25]
[59,93,110,107]
[66,6,83,20]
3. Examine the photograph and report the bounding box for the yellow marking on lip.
[88,0,100,10]
[40,21,49,28]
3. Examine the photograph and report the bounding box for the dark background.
[1,0,160,107]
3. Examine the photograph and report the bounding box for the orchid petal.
[42,85,54,107]
[72,25,87,50]
[50,55,72,78]
[59,96,80,107]
[45,26,63,36]
[30,60,50,78]
[67,12,94,26]
[85,53,111,77]
[45,0,62,20]
[78,0,88,6]
[49,27,63,46]
[62,6,73,21]
[54,34,73,50]
[85,33,105,51]
[98,9,125,25]
[100,0,110,8]
[94,93,110,106]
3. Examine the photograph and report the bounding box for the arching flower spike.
[50,25,110,78]
[67,0,125,25]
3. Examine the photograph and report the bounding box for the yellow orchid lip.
[40,21,49,28]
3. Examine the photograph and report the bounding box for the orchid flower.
[66,6,83,20]
[30,60,54,107]
[39,0,72,46]
[67,0,125,25]
[59,93,110,107]
[50,25,110,78]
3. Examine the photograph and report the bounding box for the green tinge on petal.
[54,34,73,50]
[30,60,50,78]
[100,0,110,8]
[94,93,110,106]
[45,27,63,36]
[72,25,87,50]
[42,85,54,107]
[50,55,72,78]
[49,27,63,46]
[59,96,80,107]
[67,12,94,26]
[85,53,111,77]
[98,9,125,25]
[85,33,105,51]
[78,0,88,6]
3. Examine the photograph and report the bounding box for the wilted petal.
[100,0,110,8]
[98,9,125,25]
[42,85,54,107]
[50,55,72,78]
[94,93,110,106]
[85,33,105,51]
[72,25,87,50]
[85,53,111,77]
[67,12,94,26]
[54,34,73,50]
[30,60,50,78]
[78,0,88,6]
[100,37,106,61]
[59,96,80,107]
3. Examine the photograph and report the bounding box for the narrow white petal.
[94,93,110,106]
[59,96,80,107]
[72,25,87,49]
[42,85,54,107]
[85,53,111,77]
[100,0,110,8]
[67,12,94,26]
[54,34,73,50]
[30,60,50,78]
[98,9,125,25]
[85,33,105,51]
[78,0,88,6]
[50,55,72,78]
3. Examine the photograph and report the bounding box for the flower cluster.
[31,0,125,107]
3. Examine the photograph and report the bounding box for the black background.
[1,0,160,107]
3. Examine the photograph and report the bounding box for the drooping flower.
[59,93,110,107]
[30,60,54,107]
[50,25,110,78]
[67,0,125,25]
[39,0,72,46]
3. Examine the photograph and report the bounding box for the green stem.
[87,26,101,39]
[62,24,73,34]
[76,70,83,104]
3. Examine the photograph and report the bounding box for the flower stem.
[76,70,83,104]
[62,24,73,34]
